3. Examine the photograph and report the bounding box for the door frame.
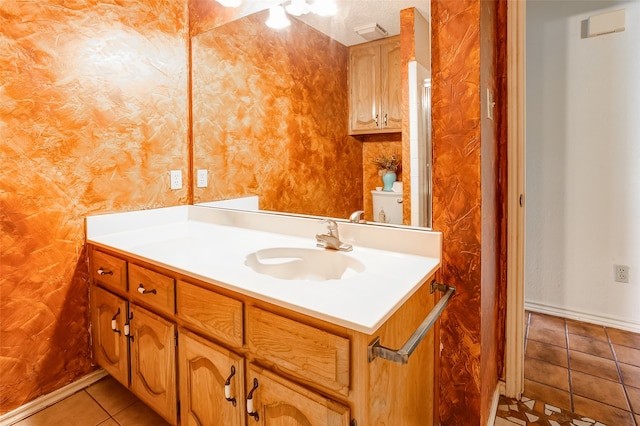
[504,0,526,399]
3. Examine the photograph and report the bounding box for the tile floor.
[9,376,170,426]
[495,311,640,426]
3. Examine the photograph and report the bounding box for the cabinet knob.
[97,267,113,276]
[246,378,259,421]
[224,365,237,407]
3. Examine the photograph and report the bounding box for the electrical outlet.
[170,170,182,190]
[614,264,629,283]
[196,169,208,188]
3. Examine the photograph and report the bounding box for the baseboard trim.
[487,381,502,426]
[525,301,640,333]
[0,369,108,426]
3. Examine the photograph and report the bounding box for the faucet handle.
[318,219,339,237]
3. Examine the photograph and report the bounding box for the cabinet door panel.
[349,43,380,133]
[381,39,402,131]
[178,329,244,426]
[247,364,350,426]
[91,286,129,386]
[130,305,177,425]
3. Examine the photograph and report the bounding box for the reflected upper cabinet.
[349,36,401,135]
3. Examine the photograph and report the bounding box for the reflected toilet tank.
[371,189,403,224]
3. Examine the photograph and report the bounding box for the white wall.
[526,0,640,330]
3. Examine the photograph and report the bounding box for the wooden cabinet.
[245,364,350,426]
[89,245,436,425]
[90,285,129,386]
[178,329,244,426]
[129,304,177,425]
[349,36,401,135]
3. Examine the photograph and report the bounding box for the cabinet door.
[380,38,402,131]
[91,286,129,386]
[129,305,177,425]
[178,329,244,426]
[246,364,350,426]
[349,43,380,133]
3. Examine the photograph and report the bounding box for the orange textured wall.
[431,0,504,424]
[0,0,189,414]
[191,10,363,218]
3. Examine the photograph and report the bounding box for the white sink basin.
[245,247,366,281]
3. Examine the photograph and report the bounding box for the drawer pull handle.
[246,378,259,421]
[374,113,379,127]
[97,268,113,276]
[137,284,156,295]
[384,113,388,127]
[224,366,237,406]
[111,308,121,335]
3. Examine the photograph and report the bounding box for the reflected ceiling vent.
[354,23,389,41]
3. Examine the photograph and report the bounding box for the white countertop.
[86,206,441,334]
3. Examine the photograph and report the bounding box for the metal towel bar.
[367,281,456,364]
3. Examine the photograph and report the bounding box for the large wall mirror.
[191,0,432,228]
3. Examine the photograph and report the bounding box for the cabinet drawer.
[176,280,243,348]
[246,307,350,395]
[91,250,127,292]
[128,264,175,315]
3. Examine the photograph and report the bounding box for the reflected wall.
[191,10,363,218]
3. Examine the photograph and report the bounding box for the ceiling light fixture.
[309,0,337,17]
[216,0,241,7]
[286,0,310,16]
[266,5,291,29]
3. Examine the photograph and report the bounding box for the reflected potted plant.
[373,153,400,191]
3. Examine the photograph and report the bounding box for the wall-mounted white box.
[587,9,625,37]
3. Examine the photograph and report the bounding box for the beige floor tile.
[571,370,629,410]
[566,319,608,341]
[615,344,640,367]
[627,385,640,414]
[525,339,568,367]
[86,376,138,415]
[529,312,566,332]
[522,379,572,412]
[569,350,620,382]
[97,419,119,426]
[568,334,613,359]
[112,400,171,426]
[620,362,640,388]
[13,391,109,426]
[573,395,635,426]
[527,326,567,348]
[524,357,570,391]
[608,328,640,350]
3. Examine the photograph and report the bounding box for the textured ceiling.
[295,0,430,46]
[228,1,431,47]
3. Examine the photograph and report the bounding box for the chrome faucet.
[315,219,353,252]
[349,210,366,223]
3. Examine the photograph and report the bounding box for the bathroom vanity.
[86,206,443,425]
